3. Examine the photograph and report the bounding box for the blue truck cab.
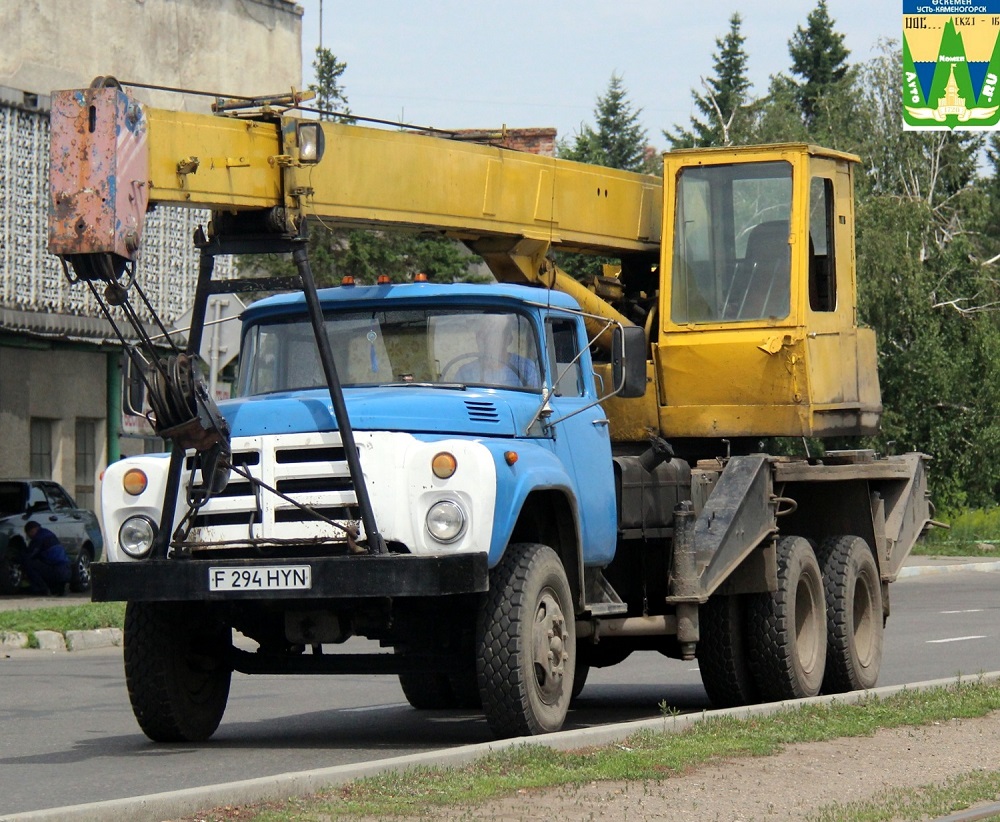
[103,282,619,572]
[98,281,638,738]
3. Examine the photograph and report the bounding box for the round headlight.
[425,500,466,543]
[119,516,156,558]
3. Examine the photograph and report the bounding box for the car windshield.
[0,483,26,516]
[237,307,542,396]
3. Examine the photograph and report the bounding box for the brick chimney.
[445,127,557,157]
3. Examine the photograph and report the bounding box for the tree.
[310,48,352,121]
[561,73,650,172]
[845,44,1000,510]
[558,74,652,280]
[240,48,485,286]
[667,14,751,148]
[787,0,850,125]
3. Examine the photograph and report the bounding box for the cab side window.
[809,176,837,312]
[671,161,792,323]
[546,319,584,397]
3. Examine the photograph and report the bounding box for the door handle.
[592,419,610,427]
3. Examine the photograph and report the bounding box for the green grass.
[188,679,1000,821]
[916,506,1000,557]
[810,770,1000,821]
[0,601,125,636]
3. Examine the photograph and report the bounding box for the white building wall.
[0,0,303,111]
[0,0,304,494]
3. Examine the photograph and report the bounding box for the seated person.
[455,315,539,388]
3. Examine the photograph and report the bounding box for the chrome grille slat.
[185,433,359,546]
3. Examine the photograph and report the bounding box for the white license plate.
[208,565,312,592]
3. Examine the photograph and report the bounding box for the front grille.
[184,433,360,549]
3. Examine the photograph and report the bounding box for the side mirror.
[123,355,147,417]
[612,325,647,399]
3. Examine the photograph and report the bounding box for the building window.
[30,419,53,478]
[75,419,97,510]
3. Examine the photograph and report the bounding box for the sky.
[295,1,901,148]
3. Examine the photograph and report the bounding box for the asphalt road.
[1,567,998,817]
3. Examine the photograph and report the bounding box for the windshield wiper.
[379,381,468,390]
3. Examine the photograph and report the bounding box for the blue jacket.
[26,527,70,568]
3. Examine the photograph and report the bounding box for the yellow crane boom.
[48,81,881,442]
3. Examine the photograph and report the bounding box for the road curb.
[0,627,122,652]
[897,560,1000,578]
[4,671,1000,822]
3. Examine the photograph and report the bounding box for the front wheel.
[0,553,23,595]
[817,535,883,693]
[477,543,576,737]
[748,536,827,701]
[124,602,232,742]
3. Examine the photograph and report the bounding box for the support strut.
[292,243,388,555]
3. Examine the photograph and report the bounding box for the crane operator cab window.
[809,175,837,312]
[670,161,793,324]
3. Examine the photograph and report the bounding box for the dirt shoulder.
[367,712,1000,822]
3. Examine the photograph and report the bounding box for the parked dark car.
[0,480,104,595]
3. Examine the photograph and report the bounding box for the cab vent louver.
[464,400,500,423]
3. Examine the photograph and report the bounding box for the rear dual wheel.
[816,535,883,693]
[701,533,884,707]
[698,592,760,708]
[748,535,827,701]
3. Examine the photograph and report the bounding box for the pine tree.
[788,0,850,125]
[310,47,353,122]
[561,74,649,172]
[667,14,751,148]
[556,74,651,281]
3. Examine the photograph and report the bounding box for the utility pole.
[319,0,323,50]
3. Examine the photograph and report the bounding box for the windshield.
[671,160,793,323]
[237,307,542,396]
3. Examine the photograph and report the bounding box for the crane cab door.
[802,157,881,435]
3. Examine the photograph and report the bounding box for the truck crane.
[47,78,931,741]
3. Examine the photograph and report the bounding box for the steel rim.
[531,587,569,705]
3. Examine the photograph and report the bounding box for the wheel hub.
[532,589,569,703]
